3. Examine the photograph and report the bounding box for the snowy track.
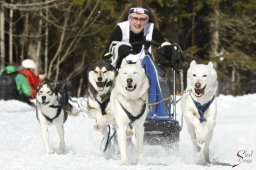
[0,94,255,170]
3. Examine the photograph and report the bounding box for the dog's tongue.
[195,88,204,95]
[127,85,133,88]
[96,82,105,88]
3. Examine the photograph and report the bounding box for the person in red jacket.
[19,59,41,99]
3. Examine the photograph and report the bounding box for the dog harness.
[38,105,62,123]
[120,102,146,125]
[190,95,215,123]
[94,97,110,116]
[89,80,113,116]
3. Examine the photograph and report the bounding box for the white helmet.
[22,59,36,69]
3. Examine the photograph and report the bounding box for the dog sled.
[105,40,183,148]
[143,63,181,147]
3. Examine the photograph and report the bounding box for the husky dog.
[87,60,116,138]
[110,60,149,165]
[36,79,77,154]
[181,60,218,163]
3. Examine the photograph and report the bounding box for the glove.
[158,42,173,59]
[118,44,133,59]
[158,42,183,71]
[109,41,132,68]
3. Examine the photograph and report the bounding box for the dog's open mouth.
[126,85,136,91]
[194,86,206,97]
[96,81,106,91]
[41,101,50,105]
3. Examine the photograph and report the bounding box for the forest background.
[0,0,255,96]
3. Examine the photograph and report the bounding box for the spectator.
[19,59,41,99]
[0,65,32,104]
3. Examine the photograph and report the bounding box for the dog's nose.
[127,78,133,84]
[195,83,201,88]
[97,77,102,82]
[42,96,46,101]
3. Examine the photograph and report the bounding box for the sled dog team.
[35,58,218,165]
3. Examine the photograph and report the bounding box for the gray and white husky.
[87,60,116,139]
[36,80,78,154]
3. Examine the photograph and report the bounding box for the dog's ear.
[208,61,213,68]
[44,79,58,94]
[190,60,196,68]
[120,59,127,67]
[135,60,142,67]
[36,84,42,93]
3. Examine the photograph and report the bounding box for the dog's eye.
[38,91,43,95]
[133,72,137,74]
[102,71,107,73]
[124,72,127,75]
[47,91,53,95]
[94,71,98,74]
[193,74,196,77]
[203,75,207,77]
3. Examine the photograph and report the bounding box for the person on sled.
[103,2,183,120]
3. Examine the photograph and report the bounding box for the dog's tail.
[65,102,80,116]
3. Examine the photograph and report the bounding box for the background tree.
[0,0,255,96]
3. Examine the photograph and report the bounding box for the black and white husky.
[36,79,78,154]
[87,60,116,142]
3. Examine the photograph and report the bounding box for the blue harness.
[190,95,215,123]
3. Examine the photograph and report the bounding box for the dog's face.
[118,60,146,92]
[36,83,58,105]
[88,60,116,94]
[187,60,217,97]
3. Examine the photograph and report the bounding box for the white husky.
[181,60,218,163]
[110,60,149,165]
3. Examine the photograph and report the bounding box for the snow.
[0,94,255,170]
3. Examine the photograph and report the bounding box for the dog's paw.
[195,126,208,144]
[193,144,201,152]
[59,144,66,153]
[121,158,129,165]
[46,148,54,154]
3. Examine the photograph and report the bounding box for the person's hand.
[158,42,184,71]
[109,41,132,68]
[158,42,173,59]
[117,44,133,58]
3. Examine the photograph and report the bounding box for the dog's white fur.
[181,60,218,163]
[110,60,149,165]
[87,60,116,138]
[36,82,76,154]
